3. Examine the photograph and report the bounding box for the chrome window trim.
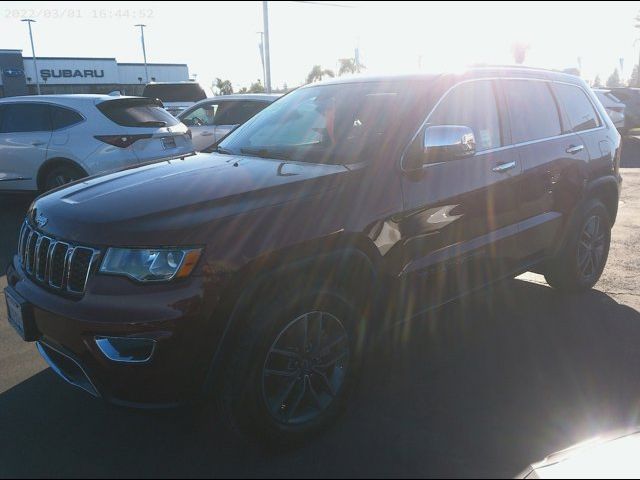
[400,76,606,171]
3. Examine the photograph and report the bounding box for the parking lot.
[1,159,640,478]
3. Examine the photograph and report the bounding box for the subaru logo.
[3,68,24,78]
[35,213,48,228]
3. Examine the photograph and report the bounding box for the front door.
[399,79,522,307]
[181,102,218,151]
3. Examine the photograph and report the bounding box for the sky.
[2,1,640,93]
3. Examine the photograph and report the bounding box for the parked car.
[609,87,640,132]
[5,67,621,444]
[518,430,640,478]
[178,94,280,151]
[142,82,207,116]
[0,94,194,193]
[594,88,626,131]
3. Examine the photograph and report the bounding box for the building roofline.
[22,56,117,61]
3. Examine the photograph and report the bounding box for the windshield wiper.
[203,144,234,155]
[240,147,292,161]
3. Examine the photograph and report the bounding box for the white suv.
[0,94,195,193]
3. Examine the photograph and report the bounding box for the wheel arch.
[36,157,88,192]
[201,233,384,393]
[586,175,620,225]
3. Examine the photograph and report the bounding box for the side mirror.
[422,125,476,164]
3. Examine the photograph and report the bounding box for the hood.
[31,153,350,246]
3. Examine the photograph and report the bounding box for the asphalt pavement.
[1,167,640,478]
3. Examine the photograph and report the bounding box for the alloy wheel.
[577,215,607,281]
[261,311,350,426]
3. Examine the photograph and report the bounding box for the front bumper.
[6,256,221,407]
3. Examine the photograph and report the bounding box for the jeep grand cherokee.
[5,67,622,443]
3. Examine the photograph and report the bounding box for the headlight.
[99,247,202,282]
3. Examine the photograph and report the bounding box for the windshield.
[142,83,207,103]
[218,81,431,164]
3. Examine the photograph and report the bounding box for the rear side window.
[503,80,562,143]
[0,103,51,133]
[51,106,84,130]
[429,80,502,152]
[214,101,270,126]
[142,83,207,103]
[553,84,601,132]
[97,98,180,128]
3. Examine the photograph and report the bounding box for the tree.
[511,42,530,64]
[592,74,603,88]
[213,78,234,96]
[338,57,365,76]
[607,68,622,88]
[248,79,265,93]
[628,66,638,87]
[306,65,335,84]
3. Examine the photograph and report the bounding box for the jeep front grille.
[18,222,101,295]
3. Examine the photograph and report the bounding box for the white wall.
[117,64,189,84]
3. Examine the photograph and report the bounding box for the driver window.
[182,104,218,127]
[429,80,502,152]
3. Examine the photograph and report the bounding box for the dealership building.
[0,49,191,98]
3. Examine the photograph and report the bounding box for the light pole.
[262,1,272,93]
[21,18,41,95]
[257,31,266,89]
[135,24,149,84]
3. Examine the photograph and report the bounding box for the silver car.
[594,88,625,131]
[178,94,280,151]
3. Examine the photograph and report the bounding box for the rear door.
[400,79,523,299]
[501,79,590,259]
[0,102,52,191]
[213,101,269,142]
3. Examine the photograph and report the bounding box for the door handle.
[31,142,46,147]
[200,131,214,136]
[492,161,517,173]
[566,144,584,155]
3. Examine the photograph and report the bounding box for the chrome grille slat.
[18,221,100,295]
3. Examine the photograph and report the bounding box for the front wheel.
[217,289,364,446]
[544,200,611,292]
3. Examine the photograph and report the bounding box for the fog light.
[95,336,156,363]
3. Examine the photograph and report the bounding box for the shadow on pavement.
[2,279,640,478]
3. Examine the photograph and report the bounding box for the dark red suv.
[5,67,622,443]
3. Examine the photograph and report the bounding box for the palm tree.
[306,65,335,84]
[214,78,234,95]
[338,58,365,76]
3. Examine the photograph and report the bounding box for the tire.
[216,285,365,446]
[544,199,611,293]
[42,163,86,192]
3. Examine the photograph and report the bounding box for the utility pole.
[21,19,41,95]
[262,1,272,93]
[258,31,266,88]
[135,24,150,84]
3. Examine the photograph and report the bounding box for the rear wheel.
[42,164,86,192]
[544,200,611,292]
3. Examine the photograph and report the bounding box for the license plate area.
[4,287,39,342]
[161,136,177,150]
